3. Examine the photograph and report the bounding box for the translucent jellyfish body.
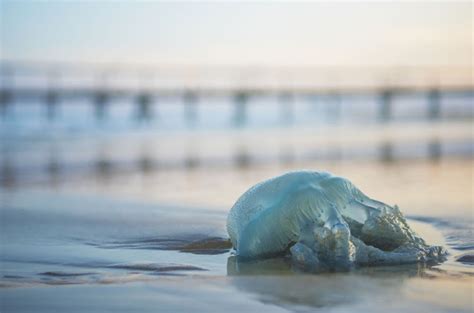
[227,171,446,271]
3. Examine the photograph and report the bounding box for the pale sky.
[0,1,472,67]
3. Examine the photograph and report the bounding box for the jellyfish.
[227,171,446,271]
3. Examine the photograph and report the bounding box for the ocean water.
[1,175,473,312]
[1,94,473,312]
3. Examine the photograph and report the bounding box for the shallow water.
[1,162,473,312]
[1,98,473,312]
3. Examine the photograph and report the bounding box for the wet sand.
[2,274,473,313]
[1,120,473,312]
[1,160,473,312]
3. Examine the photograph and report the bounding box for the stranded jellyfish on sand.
[227,171,446,271]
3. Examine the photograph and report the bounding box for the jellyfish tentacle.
[290,242,320,271]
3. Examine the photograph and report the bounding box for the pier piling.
[378,90,392,122]
[234,92,248,126]
[45,90,58,120]
[136,92,153,121]
[183,91,198,125]
[94,92,108,121]
[0,89,11,118]
[427,89,441,120]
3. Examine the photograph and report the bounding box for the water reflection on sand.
[226,272,472,313]
[2,272,472,313]
[0,184,473,312]
[1,116,473,312]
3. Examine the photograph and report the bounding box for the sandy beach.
[1,2,473,310]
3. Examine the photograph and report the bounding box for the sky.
[0,1,472,67]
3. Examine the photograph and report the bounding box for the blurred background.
[0,1,472,217]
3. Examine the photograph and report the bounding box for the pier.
[1,62,473,188]
[0,62,472,124]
